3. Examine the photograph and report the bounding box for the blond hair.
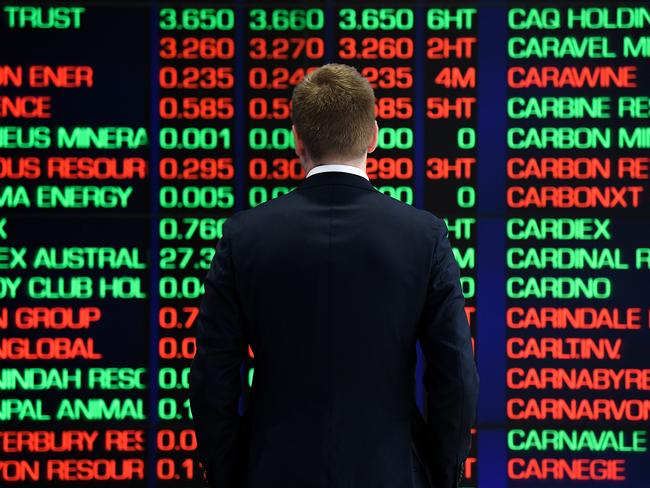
[291,63,375,162]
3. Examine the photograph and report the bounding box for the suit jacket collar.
[296,170,375,192]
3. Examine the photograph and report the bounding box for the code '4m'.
[434,67,475,88]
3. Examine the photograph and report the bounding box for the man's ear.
[367,120,379,154]
[292,125,306,158]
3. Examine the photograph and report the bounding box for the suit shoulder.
[370,191,444,233]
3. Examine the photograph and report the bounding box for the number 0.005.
[159,186,234,209]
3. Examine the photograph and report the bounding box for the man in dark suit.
[189,63,479,488]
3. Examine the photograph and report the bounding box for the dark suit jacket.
[189,170,479,488]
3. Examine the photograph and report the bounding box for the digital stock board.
[0,1,648,487]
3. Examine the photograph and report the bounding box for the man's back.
[190,170,479,488]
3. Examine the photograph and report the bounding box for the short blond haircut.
[291,63,375,162]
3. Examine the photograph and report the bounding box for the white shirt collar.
[306,164,369,181]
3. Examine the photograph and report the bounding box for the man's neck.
[305,163,369,181]
[305,158,366,175]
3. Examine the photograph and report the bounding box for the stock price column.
[0,4,150,485]
[334,5,416,203]
[505,5,650,486]
[424,7,479,485]
[243,7,324,210]
[155,6,237,485]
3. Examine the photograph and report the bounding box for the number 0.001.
[159,127,231,150]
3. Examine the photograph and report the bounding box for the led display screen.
[0,2,648,486]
